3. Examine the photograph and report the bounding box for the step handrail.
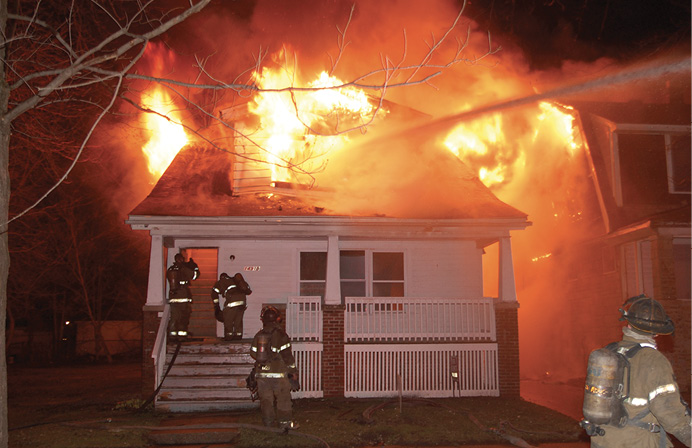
[152,303,171,386]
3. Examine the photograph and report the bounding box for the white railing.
[151,304,171,389]
[345,343,499,398]
[291,342,323,399]
[345,297,496,342]
[286,296,322,342]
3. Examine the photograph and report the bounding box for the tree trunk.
[0,0,10,444]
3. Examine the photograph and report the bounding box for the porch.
[148,295,511,411]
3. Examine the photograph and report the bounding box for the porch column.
[146,234,166,307]
[324,235,341,305]
[498,236,517,302]
[142,234,165,398]
[495,300,520,397]
[496,235,520,396]
[323,235,345,396]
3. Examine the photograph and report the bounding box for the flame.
[137,43,188,181]
[248,65,383,183]
[443,101,581,188]
[443,112,513,187]
[532,253,552,262]
[140,87,188,180]
[536,102,578,156]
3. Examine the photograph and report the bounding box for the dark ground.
[12,360,679,448]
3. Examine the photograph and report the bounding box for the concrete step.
[165,364,253,377]
[163,374,250,389]
[168,341,251,355]
[159,387,253,401]
[157,340,257,413]
[167,352,253,365]
[155,399,259,413]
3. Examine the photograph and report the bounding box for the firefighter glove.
[288,373,301,392]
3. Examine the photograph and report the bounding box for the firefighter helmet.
[260,305,280,323]
[220,272,231,280]
[619,294,674,335]
[174,253,185,263]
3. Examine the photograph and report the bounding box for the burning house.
[126,70,535,410]
[126,39,690,412]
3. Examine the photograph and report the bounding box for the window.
[614,129,691,205]
[340,250,366,299]
[617,133,668,203]
[340,250,404,300]
[372,252,404,296]
[300,250,406,301]
[299,252,326,298]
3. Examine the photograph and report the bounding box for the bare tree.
[0,1,498,446]
[1,2,214,445]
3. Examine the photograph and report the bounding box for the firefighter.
[166,253,200,340]
[585,295,691,448]
[211,272,252,340]
[249,305,300,430]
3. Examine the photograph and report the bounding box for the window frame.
[298,249,406,300]
[298,251,327,299]
[610,124,691,205]
[339,249,406,299]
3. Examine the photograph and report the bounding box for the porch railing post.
[322,304,345,397]
[494,299,520,397]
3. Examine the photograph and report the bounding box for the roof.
[129,144,528,221]
[571,100,691,126]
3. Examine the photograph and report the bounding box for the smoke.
[310,128,505,219]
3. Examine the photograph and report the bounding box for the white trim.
[612,131,623,205]
[325,236,341,305]
[127,215,530,240]
[146,235,166,307]
[498,236,517,302]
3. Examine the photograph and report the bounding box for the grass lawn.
[8,360,587,447]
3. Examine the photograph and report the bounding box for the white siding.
[406,240,483,297]
[215,240,327,337]
[175,237,484,336]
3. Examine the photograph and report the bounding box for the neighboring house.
[127,131,531,409]
[561,99,691,394]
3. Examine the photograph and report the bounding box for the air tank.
[582,347,628,426]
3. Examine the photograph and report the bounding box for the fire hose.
[137,339,182,411]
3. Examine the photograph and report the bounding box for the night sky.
[464,0,691,68]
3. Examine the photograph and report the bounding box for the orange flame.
[248,65,384,183]
[140,87,188,180]
[443,101,581,188]
[137,43,188,181]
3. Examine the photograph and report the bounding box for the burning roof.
[129,142,528,221]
